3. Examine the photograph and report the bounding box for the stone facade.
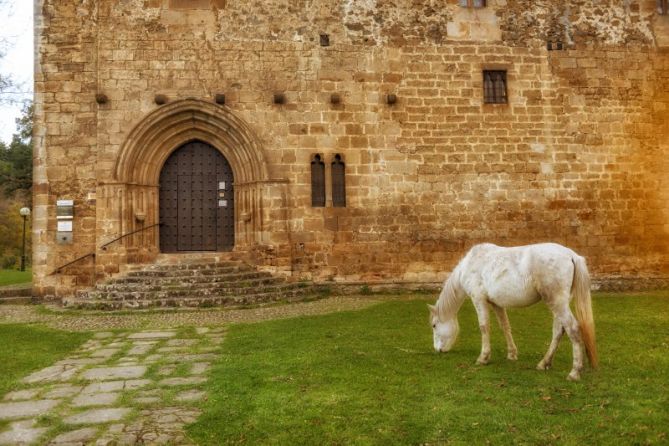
[34,0,669,297]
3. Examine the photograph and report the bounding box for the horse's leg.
[536,316,564,371]
[554,307,584,381]
[472,299,491,365]
[491,304,518,360]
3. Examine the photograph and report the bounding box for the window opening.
[311,154,325,207]
[483,70,507,104]
[331,154,346,207]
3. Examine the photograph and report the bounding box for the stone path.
[0,327,226,445]
[0,296,386,332]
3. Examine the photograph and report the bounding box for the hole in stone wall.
[320,34,330,47]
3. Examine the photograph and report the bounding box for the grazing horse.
[429,243,598,381]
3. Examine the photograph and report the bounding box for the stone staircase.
[64,254,327,310]
[0,283,33,305]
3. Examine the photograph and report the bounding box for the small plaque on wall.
[218,200,228,208]
[57,221,73,232]
[218,181,226,190]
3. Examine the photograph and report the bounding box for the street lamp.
[19,207,30,272]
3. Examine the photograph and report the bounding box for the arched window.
[311,154,325,207]
[331,154,346,207]
[483,70,507,104]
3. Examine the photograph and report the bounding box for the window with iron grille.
[311,154,325,207]
[331,154,346,207]
[659,0,668,15]
[459,0,486,7]
[483,70,508,104]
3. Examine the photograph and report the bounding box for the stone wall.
[34,0,669,296]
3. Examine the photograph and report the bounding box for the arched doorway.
[159,141,234,252]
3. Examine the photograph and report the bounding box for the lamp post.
[19,207,30,272]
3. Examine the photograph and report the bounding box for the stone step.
[0,296,34,305]
[65,287,323,310]
[84,276,286,293]
[82,281,304,301]
[110,270,271,285]
[0,284,32,298]
[74,254,325,310]
[124,264,252,277]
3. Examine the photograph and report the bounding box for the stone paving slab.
[158,377,207,386]
[0,420,46,445]
[48,427,98,445]
[3,389,40,402]
[43,385,83,399]
[22,365,81,384]
[127,332,176,340]
[0,327,225,444]
[82,365,147,381]
[0,400,60,420]
[64,408,131,425]
[71,392,119,407]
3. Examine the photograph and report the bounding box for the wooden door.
[159,141,234,252]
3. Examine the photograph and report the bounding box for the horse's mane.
[435,265,464,321]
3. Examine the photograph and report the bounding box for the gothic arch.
[114,98,269,186]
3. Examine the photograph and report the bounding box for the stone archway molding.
[114,98,270,186]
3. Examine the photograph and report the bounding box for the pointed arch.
[114,98,269,186]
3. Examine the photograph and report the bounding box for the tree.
[0,102,32,198]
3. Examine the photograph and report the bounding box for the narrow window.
[331,154,346,207]
[483,70,507,104]
[459,0,486,7]
[659,0,668,15]
[311,154,325,207]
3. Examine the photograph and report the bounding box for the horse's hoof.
[476,357,489,365]
[507,352,518,361]
[536,361,550,371]
[567,371,581,381]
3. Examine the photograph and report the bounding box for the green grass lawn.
[0,324,89,397]
[188,292,669,445]
[0,268,32,287]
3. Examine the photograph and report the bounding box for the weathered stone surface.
[71,392,119,407]
[158,377,207,386]
[64,408,131,425]
[124,379,153,390]
[43,385,83,399]
[49,427,98,444]
[0,420,46,445]
[175,389,206,402]
[0,400,60,420]
[166,339,198,347]
[189,362,210,375]
[82,381,124,394]
[90,348,120,358]
[82,366,146,381]
[127,332,176,340]
[3,389,40,402]
[127,344,154,355]
[23,365,81,384]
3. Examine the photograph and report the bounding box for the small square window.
[483,70,508,104]
[459,0,486,8]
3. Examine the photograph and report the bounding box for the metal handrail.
[100,222,163,251]
[52,252,96,274]
[51,222,163,275]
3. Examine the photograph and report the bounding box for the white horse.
[429,243,598,381]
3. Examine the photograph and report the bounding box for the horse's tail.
[571,255,598,369]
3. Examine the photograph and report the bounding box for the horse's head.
[428,304,459,352]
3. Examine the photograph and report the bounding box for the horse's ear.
[427,304,436,314]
